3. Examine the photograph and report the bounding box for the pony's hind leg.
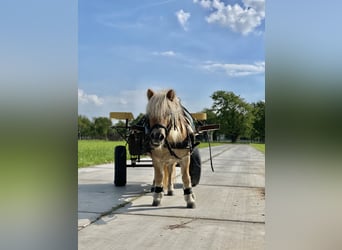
[152,164,164,206]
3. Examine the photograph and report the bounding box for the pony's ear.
[147,89,154,100]
[166,89,175,101]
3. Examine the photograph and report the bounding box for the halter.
[149,123,172,136]
[148,114,198,159]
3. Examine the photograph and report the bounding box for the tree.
[93,117,112,139]
[251,101,265,142]
[130,113,146,126]
[109,120,127,141]
[78,115,92,139]
[211,91,253,143]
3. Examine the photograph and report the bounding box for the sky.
[78,0,265,119]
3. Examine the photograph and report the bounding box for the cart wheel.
[114,146,127,186]
[189,147,201,187]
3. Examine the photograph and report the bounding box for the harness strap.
[165,127,201,159]
[150,119,199,159]
[147,106,203,159]
[144,107,216,172]
[164,139,182,159]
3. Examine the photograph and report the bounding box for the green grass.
[78,140,264,167]
[78,140,127,167]
[78,140,228,168]
[251,143,265,153]
[197,141,228,148]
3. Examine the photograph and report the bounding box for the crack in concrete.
[166,218,196,230]
[199,184,264,189]
[118,213,265,225]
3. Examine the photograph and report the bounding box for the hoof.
[152,191,163,206]
[187,202,196,209]
[167,190,174,196]
[184,193,196,208]
[152,200,160,206]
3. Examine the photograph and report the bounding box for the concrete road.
[78,144,265,250]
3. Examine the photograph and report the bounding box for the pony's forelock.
[146,90,182,119]
[146,89,189,142]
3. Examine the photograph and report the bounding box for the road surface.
[78,144,265,250]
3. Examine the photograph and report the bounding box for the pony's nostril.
[158,133,164,141]
[151,131,164,142]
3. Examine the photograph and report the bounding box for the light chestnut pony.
[146,88,196,208]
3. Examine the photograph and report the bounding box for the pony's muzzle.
[150,130,165,147]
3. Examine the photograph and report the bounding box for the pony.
[146,88,196,208]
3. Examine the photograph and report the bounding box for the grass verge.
[78,140,127,167]
[78,140,228,168]
[250,143,265,153]
[197,141,228,148]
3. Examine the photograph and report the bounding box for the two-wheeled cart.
[109,111,219,187]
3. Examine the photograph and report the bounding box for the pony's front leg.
[181,156,196,208]
[166,163,176,196]
[152,163,164,206]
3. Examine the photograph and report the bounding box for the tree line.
[78,90,265,143]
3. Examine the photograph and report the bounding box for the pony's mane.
[146,89,192,142]
[146,90,182,120]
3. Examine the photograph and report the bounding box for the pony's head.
[146,89,186,148]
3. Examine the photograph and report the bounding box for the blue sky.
[78,0,265,119]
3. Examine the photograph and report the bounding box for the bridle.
[149,123,172,137]
[148,114,195,159]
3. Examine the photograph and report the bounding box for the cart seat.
[110,112,134,121]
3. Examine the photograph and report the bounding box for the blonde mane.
[146,89,192,143]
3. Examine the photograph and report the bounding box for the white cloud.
[193,0,212,9]
[102,89,148,117]
[78,89,104,106]
[202,61,265,77]
[175,9,191,31]
[152,50,176,57]
[78,88,149,119]
[194,0,265,35]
